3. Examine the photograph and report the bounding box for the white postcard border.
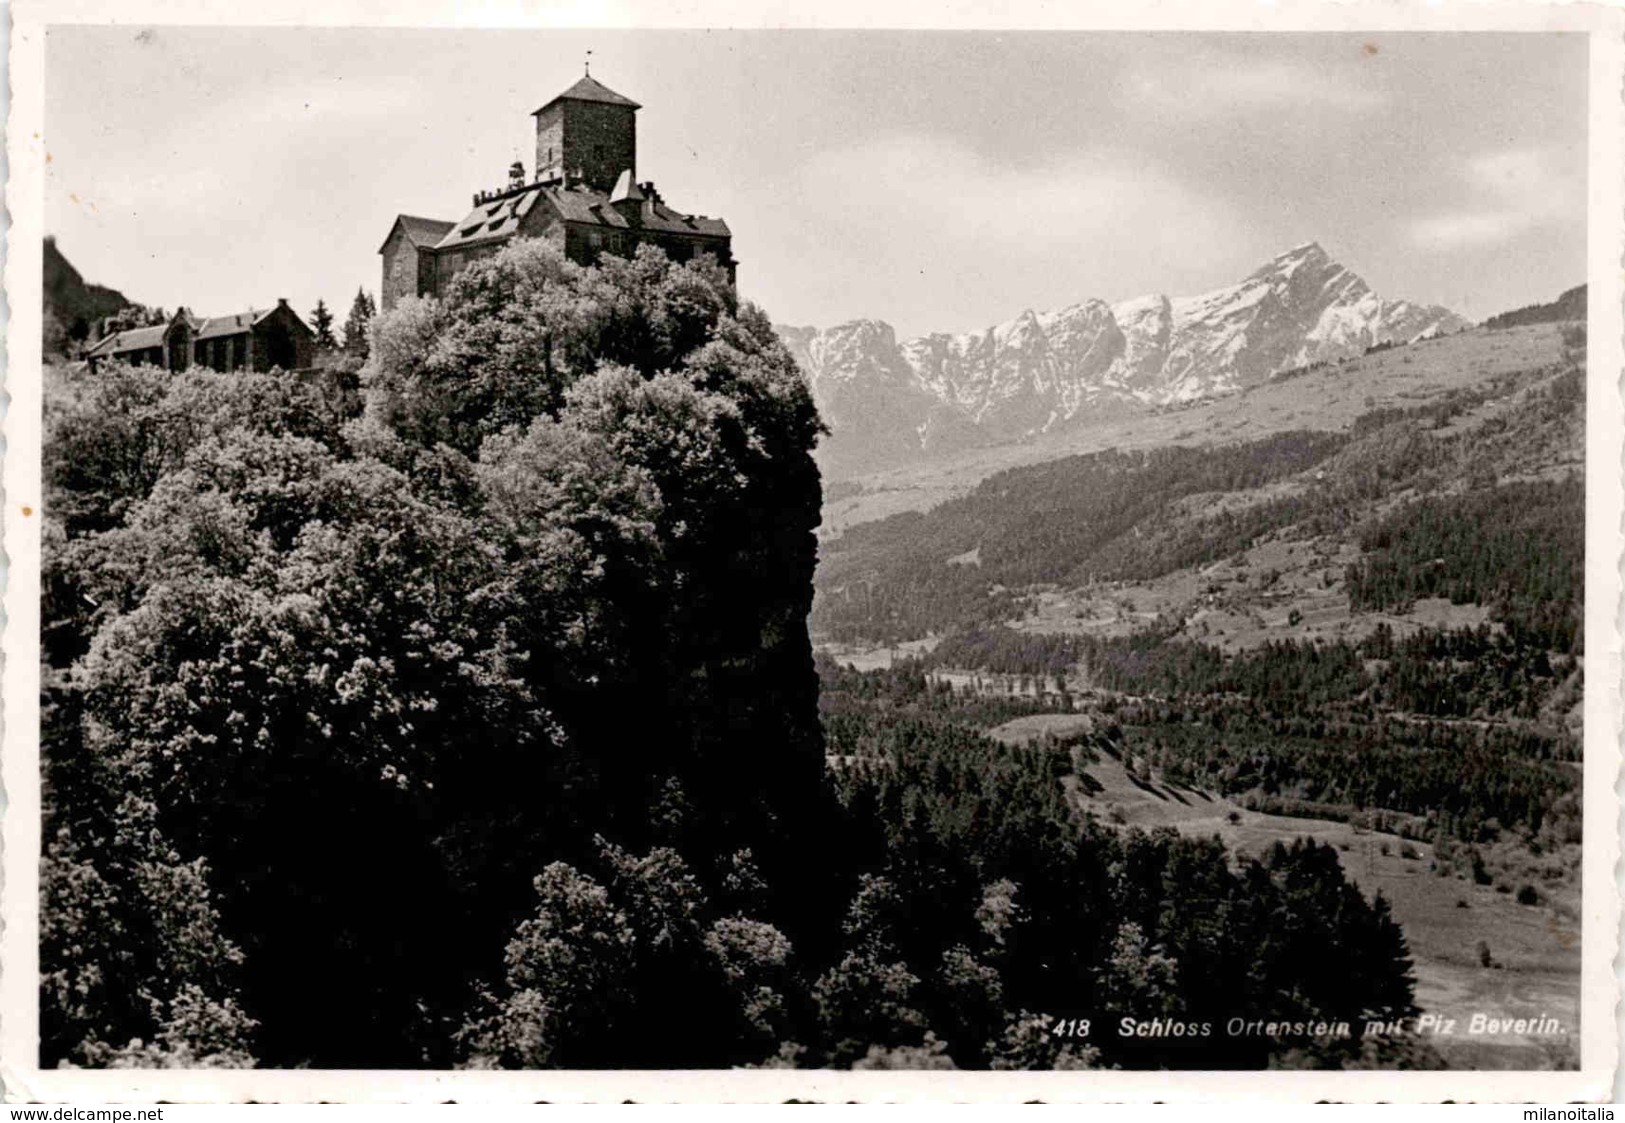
[4,0,1621,1103]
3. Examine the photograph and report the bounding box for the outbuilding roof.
[86,324,166,357]
[194,310,268,341]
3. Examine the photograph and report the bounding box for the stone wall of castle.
[380,229,422,312]
[535,100,636,193]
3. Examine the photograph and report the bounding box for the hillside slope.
[822,323,1566,535]
[814,322,1581,648]
[44,236,131,356]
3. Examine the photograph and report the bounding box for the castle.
[380,72,734,311]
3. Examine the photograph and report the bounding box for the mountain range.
[777,243,1468,479]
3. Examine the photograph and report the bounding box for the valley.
[813,307,1586,1071]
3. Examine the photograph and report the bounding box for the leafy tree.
[100,304,168,336]
[1094,922,1181,1020]
[990,1013,1100,1070]
[459,841,799,1069]
[458,860,636,1068]
[44,239,827,1067]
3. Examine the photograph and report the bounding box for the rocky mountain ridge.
[780,243,1468,478]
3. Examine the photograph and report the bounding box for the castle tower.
[532,73,641,193]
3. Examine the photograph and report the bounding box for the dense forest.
[1481,285,1586,331]
[1344,477,1583,652]
[41,240,1436,1071]
[813,660,1427,1070]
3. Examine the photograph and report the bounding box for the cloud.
[1123,58,1387,117]
[1409,147,1582,249]
[801,133,1240,261]
[781,132,1250,333]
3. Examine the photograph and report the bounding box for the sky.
[45,28,1588,340]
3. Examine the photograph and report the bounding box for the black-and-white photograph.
[8,7,1621,1101]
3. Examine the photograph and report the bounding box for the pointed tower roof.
[532,74,642,117]
[609,170,646,205]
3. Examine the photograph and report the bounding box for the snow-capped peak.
[780,244,1469,477]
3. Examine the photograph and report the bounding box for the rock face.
[782,243,1468,479]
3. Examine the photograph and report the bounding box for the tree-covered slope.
[42,238,1434,1072]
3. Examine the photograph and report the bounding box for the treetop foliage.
[45,237,1435,1071]
[44,239,824,1068]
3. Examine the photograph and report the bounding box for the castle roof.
[546,184,730,238]
[379,214,457,254]
[433,182,729,255]
[435,188,549,251]
[532,74,642,116]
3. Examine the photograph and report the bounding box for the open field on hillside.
[819,636,942,671]
[1001,344,1579,655]
[820,324,1568,535]
[988,716,1581,1070]
[1013,549,1498,653]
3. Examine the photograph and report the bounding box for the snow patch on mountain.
[782,243,1469,477]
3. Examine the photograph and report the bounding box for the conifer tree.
[310,299,337,349]
[342,288,376,359]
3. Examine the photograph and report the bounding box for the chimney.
[508,160,525,190]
